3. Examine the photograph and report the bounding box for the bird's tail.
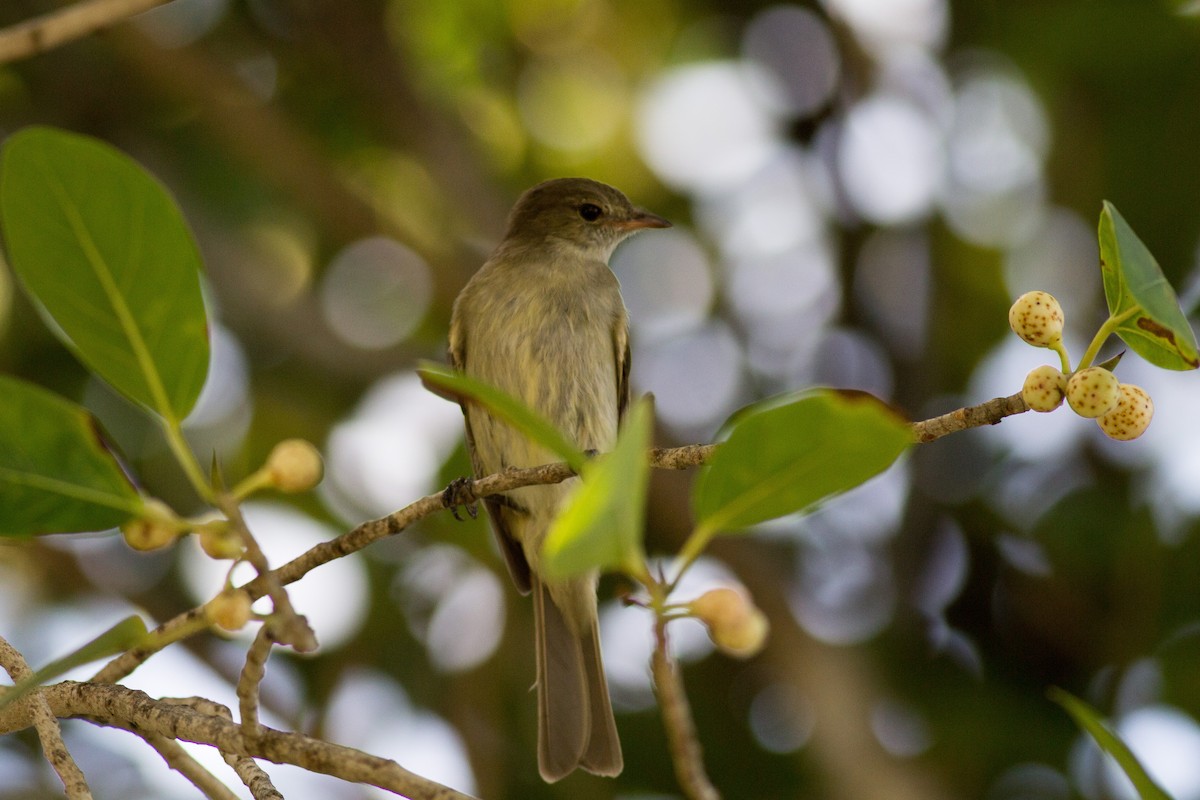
[533,575,622,782]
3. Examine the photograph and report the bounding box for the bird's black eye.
[578,203,603,222]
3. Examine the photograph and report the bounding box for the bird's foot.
[442,477,478,521]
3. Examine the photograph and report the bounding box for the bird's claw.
[442,477,478,521]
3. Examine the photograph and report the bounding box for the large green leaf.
[0,615,148,711]
[542,397,652,580]
[418,361,587,472]
[693,390,912,534]
[1099,202,1199,370]
[1048,688,1173,800]
[0,126,210,420]
[0,375,141,536]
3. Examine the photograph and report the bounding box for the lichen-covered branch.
[0,681,477,800]
[0,636,91,799]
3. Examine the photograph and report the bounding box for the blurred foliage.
[2,0,1200,799]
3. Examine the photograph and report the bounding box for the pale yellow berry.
[1097,384,1154,441]
[206,590,253,632]
[265,439,323,493]
[689,587,770,659]
[198,520,244,560]
[1009,291,1065,348]
[121,498,181,551]
[1066,367,1121,418]
[1022,365,1066,412]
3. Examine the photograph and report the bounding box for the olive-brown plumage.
[448,178,669,781]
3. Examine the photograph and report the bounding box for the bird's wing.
[449,315,533,595]
[614,318,631,424]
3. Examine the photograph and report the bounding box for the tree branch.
[911,392,1028,443]
[0,636,91,799]
[0,682,477,800]
[0,0,168,63]
[93,393,1029,683]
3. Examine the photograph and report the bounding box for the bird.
[447,177,670,781]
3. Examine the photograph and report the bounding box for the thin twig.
[92,393,1030,684]
[651,620,720,800]
[0,682,477,800]
[0,636,92,799]
[237,626,273,744]
[164,698,283,800]
[142,734,240,800]
[0,0,169,63]
[911,392,1029,443]
[218,495,318,653]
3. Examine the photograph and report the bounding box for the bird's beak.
[618,209,672,230]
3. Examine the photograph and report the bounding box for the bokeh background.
[3,0,1200,798]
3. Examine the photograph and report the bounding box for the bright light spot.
[327,668,477,797]
[839,94,944,224]
[912,520,968,617]
[399,545,506,673]
[792,537,895,644]
[180,502,370,651]
[636,62,786,193]
[241,218,315,310]
[854,227,931,359]
[1004,207,1100,336]
[632,321,745,439]
[987,763,1070,800]
[610,227,713,341]
[800,327,894,399]
[823,0,948,54]
[324,372,464,521]
[749,683,813,753]
[949,65,1049,194]
[725,240,839,329]
[940,177,1046,247]
[870,699,931,757]
[743,6,841,117]
[518,51,627,153]
[600,599,656,710]
[697,151,827,258]
[1108,706,1200,800]
[724,232,840,379]
[184,324,252,456]
[234,53,279,101]
[320,237,432,350]
[135,0,229,48]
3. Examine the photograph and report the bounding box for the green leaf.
[0,126,210,420]
[541,397,652,580]
[693,389,912,534]
[0,616,148,711]
[0,375,141,537]
[417,361,587,472]
[1099,201,1199,370]
[1048,687,1173,800]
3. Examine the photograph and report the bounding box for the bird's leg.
[442,476,479,520]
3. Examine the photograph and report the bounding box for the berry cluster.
[1008,292,1154,441]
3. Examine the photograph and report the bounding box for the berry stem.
[1052,341,1072,374]
[1077,307,1138,371]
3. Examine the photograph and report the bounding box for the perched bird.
[448,178,670,781]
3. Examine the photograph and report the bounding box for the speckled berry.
[1009,291,1065,348]
[1022,365,1066,412]
[1066,367,1121,418]
[1097,384,1154,441]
